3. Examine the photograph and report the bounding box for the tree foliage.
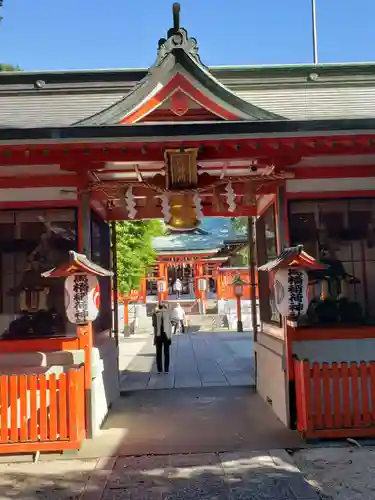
[230,217,249,266]
[231,217,248,234]
[116,220,164,295]
[0,64,20,71]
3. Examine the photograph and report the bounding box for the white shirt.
[174,280,182,291]
[171,306,185,321]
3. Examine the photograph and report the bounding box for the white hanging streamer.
[193,192,203,220]
[158,194,171,222]
[225,182,236,213]
[125,186,137,219]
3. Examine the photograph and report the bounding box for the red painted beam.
[105,203,257,221]
[291,165,375,179]
[1,135,375,166]
[0,174,78,188]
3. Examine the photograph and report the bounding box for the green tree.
[116,220,164,295]
[231,217,248,234]
[0,64,20,71]
[230,217,249,266]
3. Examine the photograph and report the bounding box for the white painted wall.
[255,328,289,427]
[0,187,77,202]
[91,338,120,437]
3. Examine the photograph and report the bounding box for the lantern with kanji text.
[258,245,326,324]
[198,278,207,292]
[42,250,112,325]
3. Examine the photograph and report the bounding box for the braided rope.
[85,171,292,200]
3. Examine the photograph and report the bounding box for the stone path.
[0,451,323,499]
[99,451,323,500]
[119,331,254,392]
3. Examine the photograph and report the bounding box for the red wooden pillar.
[193,262,201,300]
[216,268,223,300]
[164,263,169,300]
[157,262,168,303]
[140,277,147,303]
[124,298,129,331]
[77,322,93,437]
[200,263,207,312]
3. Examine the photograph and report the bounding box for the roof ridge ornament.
[156,2,203,66]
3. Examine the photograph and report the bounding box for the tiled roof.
[258,245,325,272]
[152,218,246,253]
[2,64,375,127]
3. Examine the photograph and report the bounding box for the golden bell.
[167,194,200,231]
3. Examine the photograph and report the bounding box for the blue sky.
[1,0,374,71]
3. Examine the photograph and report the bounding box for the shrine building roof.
[2,2,375,129]
[152,218,246,254]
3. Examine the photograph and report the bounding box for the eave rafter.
[2,134,375,167]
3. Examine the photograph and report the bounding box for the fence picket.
[28,375,38,441]
[312,363,323,429]
[294,359,375,439]
[9,376,18,442]
[58,373,68,440]
[341,362,352,428]
[332,362,342,428]
[360,362,371,426]
[48,374,58,441]
[322,363,333,428]
[370,362,375,423]
[0,376,8,442]
[350,362,361,428]
[39,375,48,441]
[19,375,28,442]
[0,368,85,453]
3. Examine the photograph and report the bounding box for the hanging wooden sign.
[65,273,100,325]
[273,267,308,319]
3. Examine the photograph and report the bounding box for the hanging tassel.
[193,192,203,220]
[125,186,137,219]
[225,182,236,213]
[158,194,171,222]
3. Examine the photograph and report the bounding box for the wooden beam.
[0,174,78,188]
[291,165,375,179]
[1,135,375,166]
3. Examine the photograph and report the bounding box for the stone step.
[186,314,229,331]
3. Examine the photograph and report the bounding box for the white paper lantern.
[65,273,100,325]
[198,278,207,292]
[157,280,166,293]
[273,267,308,318]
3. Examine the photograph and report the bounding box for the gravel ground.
[293,447,375,500]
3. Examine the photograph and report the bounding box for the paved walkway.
[0,450,325,499]
[119,331,255,392]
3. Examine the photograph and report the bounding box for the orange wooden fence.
[0,366,86,454]
[294,360,375,439]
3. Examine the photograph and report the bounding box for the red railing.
[0,366,86,454]
[294,360,375,439]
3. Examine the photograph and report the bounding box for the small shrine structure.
[148,218,251,303]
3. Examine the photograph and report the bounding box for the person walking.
[174,277,182,299]
[152,304,172,373]
[171,302,186,334]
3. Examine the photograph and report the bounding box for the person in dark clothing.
[152,304,172,373]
